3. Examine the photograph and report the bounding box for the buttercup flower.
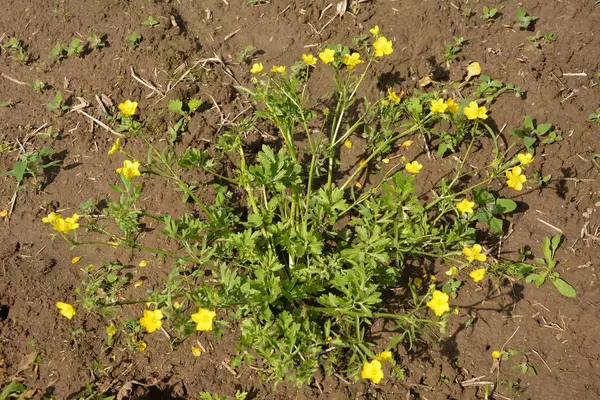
[405,160,423,174]
[445,266,459,276]
[319,48,336,64]
[464,101,488,120]
[137,340,147,351]
[445,98,459,113]
[361,359,384,384]
[427,290,450,316]
[369,25,380,36]
[430,99,448,113]
[373,36,393,57]
[376,351,393,361]
[301,54,317,66]
[108,138,121,155]
[517,153,534,165]
[470,268,486,282]
[42,212,62,224]
[53,214,80,233]
[456,198,475,215]
[118,100,138,116]
[250,62,264,74]
[492,350,501,359]
[56,302,77,320]
[387,88,402,104]
[342,52,364,68]
[270,65,286,74]
[106,323,117,337]
[401,140,413,148]
[344,139,353,149]
[463,244,487,262]
[139,309,163,333]
[191,308,216,331]
[505,166,527,191]
[116,160,141,179]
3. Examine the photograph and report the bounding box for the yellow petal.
[401,140,413,148]
[419,76,433,87]
[344,139,353,149]
[138,341,147,351]
[71,256,82,264]
[0,210,8,217]
[467,62,481,78]
[382,158,390,164]
[138,260,149,268]
[355,181,362,189]
[134,280,144,288]
[492,350,501,359]
[192,346,202,357]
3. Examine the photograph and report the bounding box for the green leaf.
[473,188,495,205]
[495,198,517,214]
[551,277,576,297]
[489,217,503,234]
[0,381,27,400]
[523,115,534,131]
[168,99,184,115]
[188,99,203,112]
[11,161,27,184]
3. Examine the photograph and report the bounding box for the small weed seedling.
[199,391,248,400]
[66,38,84,57]
[88,33,108,49]
[523,235,576,297]
[528,32,557,48]
[476,74,521,102]
[49,41,67,61]
[514,7,538,30]
[442,36,466,62]
[5,146,60,192]
[588,108,600,122]
[142,15,160,27]
[126,32,143,48]
[531,170,551,187]
[510,115,561,153]
[49,38,84,60]
[0,100,17,108]
[27,79,47,93]
[481,6,499,23]
[47,91,70,114]
[247,0,266,4]
[236,45,256,64]
[167,98,203,144]
[2,36,31,64]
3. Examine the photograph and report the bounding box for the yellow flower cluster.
[361,350,393,384]
[42,212,80,233]
[430,98,459,114]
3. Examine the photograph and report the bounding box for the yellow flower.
[301,54,317,66]
[470,268,486,282]
[108,138,121,155]
[344,139,353,149]
[53,214,80,233]
[319,48,336,64]
[387,88,402,104]
[456,198,475,215]
[250,62,263,74]
[361,359,384,384]
[505,166,527,191]
[116,160,141,179]
[192,346,202,357]
[376,351,393,361]
[369,25,380,36]
[466,62,481,79]
[137,340,147,351]
[405,160,423,174]
[445,98,459,113]
[71,256,82,264]
[270,65,286,74]
[359,159,366,167]
[426,290,450,316]
[430,99,448,113]
[382,158,390,164]
[464,101,488,120]
[134,280,144,288]
[401,140,413,148]
[492,350,501,359]
[173,301,181,309]
[139,309,163,333]
[463,244,486,262]
[445,266,459,276]
[56,302,77,320]
[355,181,362,189]
[373,36,393,57]
[42,211,62,224]
[191,308,216,331]
[517,153,534,165]
[342,52,364,68]
[419,76,433,87]
[118,100,138,116]
[106,323,117,337]
[0,209,7,217]
[138,260,149,268]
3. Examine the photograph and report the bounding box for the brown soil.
[1,1,600,399]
